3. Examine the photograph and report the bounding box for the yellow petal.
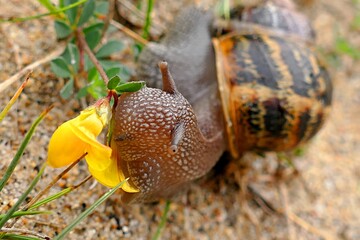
[47,122,87,168]
[85,142,112,171]
[72,107,104,137]
[88,157,139,193]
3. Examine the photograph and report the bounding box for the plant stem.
[0,0,87,23]
[77,29,109,84]
[110,20,149,45]
[0,227,49,239]
[142,0,154,40]
[152,200,171,240]
[100,0,116,40]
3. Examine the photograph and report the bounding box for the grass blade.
[0,0,87,23]
[54,180,127,240]
[0,211,51,221]
[152,200,171,240]
[29,188,72,210]
[0,164,46,228]
[0,106,53,192]
[0,74,30,122]
[142,0,154,40]
[1,234,41,240]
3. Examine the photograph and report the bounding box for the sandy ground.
[0,0,359,239]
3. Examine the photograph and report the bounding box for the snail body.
[114,2,332,203]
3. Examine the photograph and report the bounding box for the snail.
[113,1,332,203]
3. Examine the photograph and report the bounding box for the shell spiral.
[214,2,332,157]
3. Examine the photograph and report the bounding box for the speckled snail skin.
[114,1,333,203]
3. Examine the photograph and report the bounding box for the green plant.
[40,0,132,100]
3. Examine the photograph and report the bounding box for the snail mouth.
[109,140,139,193]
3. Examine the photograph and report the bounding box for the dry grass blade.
[0,72,30,122]
[279,183,297,240]
[110,20,149,45]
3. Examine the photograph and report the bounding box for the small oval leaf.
[60,78,74,99]
[95,40,124,58]
[62,43,80,73]
[54,20,72,39]
[50,57,71,78]
[85,29,101,50]
[107,75,121,90]
[78,0,95,26]
[64,0,78,24]
[115,81,146,93]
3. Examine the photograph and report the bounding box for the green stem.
[0,211,51,221]
[142,0,154,40]
[152,200,171,240]
[0,0,88,23]
[0,106,53,192]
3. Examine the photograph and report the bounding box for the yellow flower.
[47,99,138,193]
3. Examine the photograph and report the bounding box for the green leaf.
[118,65,132,82]
[85,29,101,50]
[76,86,89,98]
[87,80,107,99]
[54,20,72,39]
[86,69,107,99]
[107,75,121,90]
[51,57,71,78]
[83,22,104,34]
[106,67,121,79]
[2,234,41,240]
[78,0,95,26]
[95,40,124,58]
[99,60,122,70]
[62,43,80,73]
[84,54,94,71]
[63,0,79,24]
[60,78,74,99]
[95,1,109,15]
[99,61,132,81]
[87,66,98,81]
[54,180,126,240]
[115,81,145,93]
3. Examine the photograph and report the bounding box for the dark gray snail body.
[113,2,332,203]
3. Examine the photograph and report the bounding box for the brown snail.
[113,1,332,203]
